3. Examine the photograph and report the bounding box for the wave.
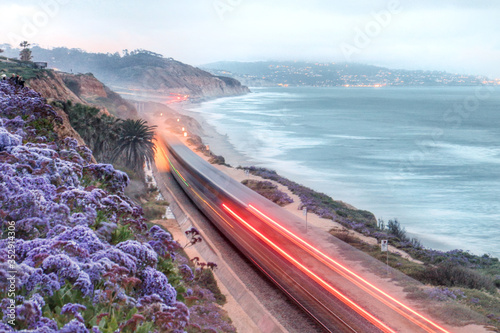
[326,134,383,140]
[426,141,500,164]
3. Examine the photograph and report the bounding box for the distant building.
[33,62,48,69]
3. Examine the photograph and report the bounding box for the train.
[160,133,452,333]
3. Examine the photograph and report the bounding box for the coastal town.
[205,61,500,87]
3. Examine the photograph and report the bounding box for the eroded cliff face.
[26,71,138,119]
[27,71,84,104]
[121,61,251,98]
[60,72,108,99]
[56,55,251,100]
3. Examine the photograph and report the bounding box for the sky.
[0,0,499,78]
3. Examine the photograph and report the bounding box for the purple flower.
[41,254,80,282]
[148,225,179,257]
[74,271,93,296]
[5,294,45,329]
[178,264,194,281]
[137,294,164,307]
[83,163,129,193]
[81,261,107,284]
[56,225,105,254]
[0,322,14,332]
[116,240,158,268]
[91,248,137,274]
[60,319,89,333]
[0,127,22,150]
[23,268,61,296]
[35,317,58,331]
[61,303,87,323]
[140,267,177,306]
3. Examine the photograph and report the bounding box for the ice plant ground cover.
[0,81,235,332]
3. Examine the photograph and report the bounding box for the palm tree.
[92,115,122,162]
[112,119,157,172]
[19,41,32,62]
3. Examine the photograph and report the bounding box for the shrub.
[195,268,226,305]
[413,263,497,293]
[241,179,293,206]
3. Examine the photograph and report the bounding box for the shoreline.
[166,96,499,261]
[137,94,498,331]
[171,88,500,259]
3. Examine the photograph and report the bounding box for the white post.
[303,207,308,232]
[381,239,389,277]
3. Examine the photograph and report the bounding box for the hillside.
[1,46,250,99]
[0,56,138,119]
[202,61,496,87]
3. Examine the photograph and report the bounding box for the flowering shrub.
[426,287,466,301]
[241,166,376,226]
[241,179,293,207]
[0,82,235,332]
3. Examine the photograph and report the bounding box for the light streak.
[248,204,450,333]
[222,203,395,333]
[190,189,233,229]
[165,154,189,187]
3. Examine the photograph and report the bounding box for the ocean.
[186,86,500,257]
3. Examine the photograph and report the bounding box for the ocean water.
[186,86,500,257]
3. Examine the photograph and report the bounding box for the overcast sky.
[1,0,499,77]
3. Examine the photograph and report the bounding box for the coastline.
[137,93,498,331]
[167,95,499,262]
[166,104,423,263]
[169,86,500,259]
[172,98,259,168]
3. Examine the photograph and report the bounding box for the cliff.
[16,47,250,99]
[26,70,138,119]
[27,70,83,104]
[103,56,251,99]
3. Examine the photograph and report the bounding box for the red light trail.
[223,203,396,333]
[247,204,450,333]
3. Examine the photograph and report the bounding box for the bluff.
[26,70,138,119]
[6,46,250,99]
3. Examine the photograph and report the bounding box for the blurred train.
[160,134,452,333]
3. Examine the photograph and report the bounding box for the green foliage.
[19,41,33,62]
[142,203,166,220]
[195,269,226,305]
[387,219,407,242]
[241,179,293,206]
[92,210,108,229]
[110,224,135,245]
[112,119,157,173]
[42,285,153,332]
[330,229,426,278]
[63,102,121,163]
[62,102,157,173]
[0,55,46,79]
[412,263,497,293]
[27,117,56,140]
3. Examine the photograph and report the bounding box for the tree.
[19,41,32,62]
[65,103,122,163]
[112,119,157,172]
